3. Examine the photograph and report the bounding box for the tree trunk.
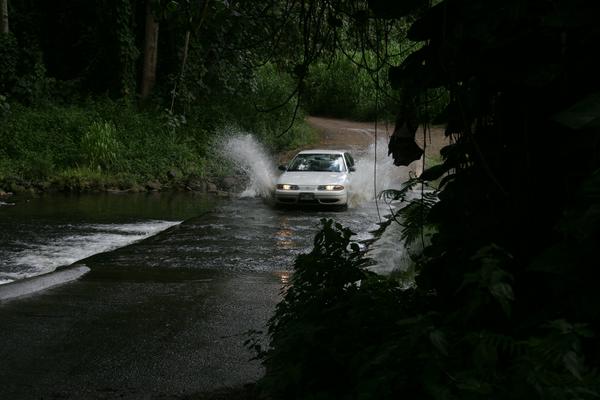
[1,0,9,34]
[140,0,159,99]
[168,0,211,113]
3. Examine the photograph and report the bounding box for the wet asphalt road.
[0,268,278,399]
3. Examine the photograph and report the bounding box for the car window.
[288,154,347,172]
[344,152,354,167]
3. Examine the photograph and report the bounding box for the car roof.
[296,149,349,155]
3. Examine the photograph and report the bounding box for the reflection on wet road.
[89,197,383,274]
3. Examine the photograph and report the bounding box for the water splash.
[218,131,422,208]
[219,132,276,199]
[348,137,420,207]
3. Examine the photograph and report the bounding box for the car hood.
[277,171,348,186]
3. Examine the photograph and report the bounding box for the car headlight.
[318,185,344,191]
[277,184,299,190]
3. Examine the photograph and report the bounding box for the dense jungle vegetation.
[0,0,399,192]
[252,1,600,400]
[2,0,600,399]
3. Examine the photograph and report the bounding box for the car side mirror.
[278,165,287,171]
[349,166,356,172]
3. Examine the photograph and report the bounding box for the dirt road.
[305,116,449,164]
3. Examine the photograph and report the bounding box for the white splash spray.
[348,137,421,207]
[218,130,423,208]
[219,132,276,198]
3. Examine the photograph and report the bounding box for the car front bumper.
[275,189,348,205]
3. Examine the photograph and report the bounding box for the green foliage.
[256,3,600,393]
[379,179,439,244]
[304,54,380,121]
[80,121,120,171]
[303,48,407,122]
[0,84,314,189]
[260,219,409,399]
[247,64,317,150]
[0,100,204,185]
[0,94,9,117]
[115,0,139,98]
[192,63,317,153]
[0,33,18,94]
[260,216,600,399]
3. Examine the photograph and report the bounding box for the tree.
[169,0,210,113]
[141,0,159,99]
[0,0,8,34]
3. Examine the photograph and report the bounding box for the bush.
[80,121,119,171]
[0,100,207,185]
[259,219,411,399]
[258,212,600,399]
[0,63,315,189]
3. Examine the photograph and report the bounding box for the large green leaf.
[553,93,600,130]
[419,163,450,182]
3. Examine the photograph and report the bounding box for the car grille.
[298,185,316,191]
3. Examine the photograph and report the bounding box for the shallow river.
[0,132,414,397]
[0,191,389,284]
[0,191,401,398]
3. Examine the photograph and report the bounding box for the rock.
[216,190,230,198]
[9,183,26,194]
[128,184,144,193]
[220,176,239,191]
[35,181,51,191]
[145,181,162,191]
[167,169,179,180]
[185,179,207,192]
[206,182,218,193]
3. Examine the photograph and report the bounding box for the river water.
[0,134,410,288]
[0,134,413,398]
[0,192,395,287]
[0,193,404,398]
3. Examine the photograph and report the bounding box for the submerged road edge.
[0,265,90,302]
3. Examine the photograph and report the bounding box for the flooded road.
[0,193,214,284]
[0,124,423,398]
[0,191,394,399]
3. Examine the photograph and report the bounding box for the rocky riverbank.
[0,172,246,199]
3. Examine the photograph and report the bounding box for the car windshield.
[288,153,346,172]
